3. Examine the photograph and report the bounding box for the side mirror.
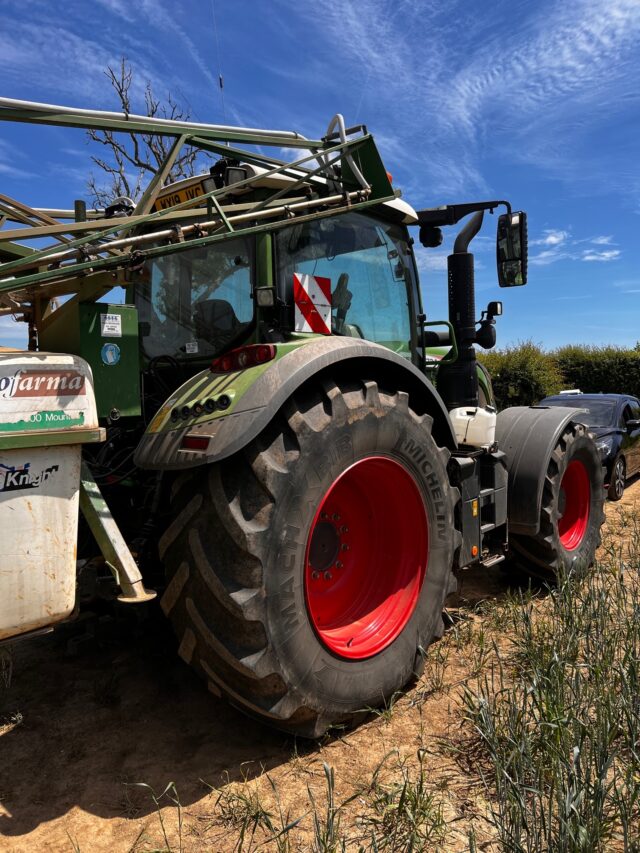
[497,211,527,287]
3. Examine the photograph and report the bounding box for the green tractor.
[0,99,604,736]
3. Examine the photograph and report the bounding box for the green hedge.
[478,342,640,409]
[478,342,562,408]
[555,345,640,398]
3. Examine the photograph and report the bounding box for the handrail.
[0,97,317,147]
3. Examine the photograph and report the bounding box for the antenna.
[211,0,227,124]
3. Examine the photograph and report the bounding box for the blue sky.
[0,0,639,349]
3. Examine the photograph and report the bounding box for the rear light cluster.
[181,435,210,452]
[170,394,231,422]
[210,344,276,374]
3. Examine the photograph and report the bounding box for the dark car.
[538,393,640,500]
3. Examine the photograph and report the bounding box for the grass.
[58,503,640,851]
[463,510,640,851]
[359,750,447,851]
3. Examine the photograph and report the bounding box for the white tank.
[0,353,102,640]
[449,405,497,449]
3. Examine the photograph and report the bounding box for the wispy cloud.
[532,229,570,247]
[0,162,35,179]
[552,294,592,301]
[414,247,448,273]
[136,0,216,89]
[530,229,571,265]
[0,21,162,104]
[0,139,35,180]
[530,228,622,265]
[289,0,640,199]
[530,248,571,266]
[582,249,621,262]
[95,0,136,23]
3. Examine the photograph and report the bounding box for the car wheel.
[608,455,626,501]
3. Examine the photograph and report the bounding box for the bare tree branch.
[86,58,208,206]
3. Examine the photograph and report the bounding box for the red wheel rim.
[558,460,590,550]
[304,456,429,659]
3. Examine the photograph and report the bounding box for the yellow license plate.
[152,181,207,212]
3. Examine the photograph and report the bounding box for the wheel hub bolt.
[324,571,332,581]
[332,513,341,521]
[311,571,320,580]
[335,561,343,569]
[341,543,349,551]
[340,526,349,534]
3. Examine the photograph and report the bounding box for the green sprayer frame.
[0,97,395,316]
[0,98,396,603]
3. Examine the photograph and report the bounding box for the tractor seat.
[193,298,240,339]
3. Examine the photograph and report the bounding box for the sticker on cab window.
[293,273,331,335]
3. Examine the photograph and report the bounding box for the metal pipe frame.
[0,98,386,307]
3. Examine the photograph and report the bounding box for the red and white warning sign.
[293,273,332,335]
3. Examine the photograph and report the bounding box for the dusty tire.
[158,378,458,737]
[510,422,604,580]
[607,455,625,502]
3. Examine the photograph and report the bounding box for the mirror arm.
[417,199,511,228]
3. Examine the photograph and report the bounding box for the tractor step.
[481,553,505,568]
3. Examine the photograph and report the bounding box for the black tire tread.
[160,378,458,736]
[510,422,605,580]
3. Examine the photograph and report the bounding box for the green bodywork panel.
[146,337,317,435]
[145,330,495,442]
[340,136,394,201]
[39,303,141,418]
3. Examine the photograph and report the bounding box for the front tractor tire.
[158,379,458,737]
[510,422,605,580]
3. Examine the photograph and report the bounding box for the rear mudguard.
[496,405,590,537]
[134,336,458,470]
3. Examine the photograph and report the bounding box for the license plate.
[152,180,207,212]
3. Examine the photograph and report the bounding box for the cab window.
[276,212,417,359]
[137,237,253,360]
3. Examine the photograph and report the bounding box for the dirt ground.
[1,481,639,853]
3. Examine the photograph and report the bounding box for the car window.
[542,398,616,428]
[630,400,640,420]
[620,404,633,428]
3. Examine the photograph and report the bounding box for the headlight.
[595,436,614,458]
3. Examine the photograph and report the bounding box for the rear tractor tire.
[158,379,458,737]
[510,422,605,580]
